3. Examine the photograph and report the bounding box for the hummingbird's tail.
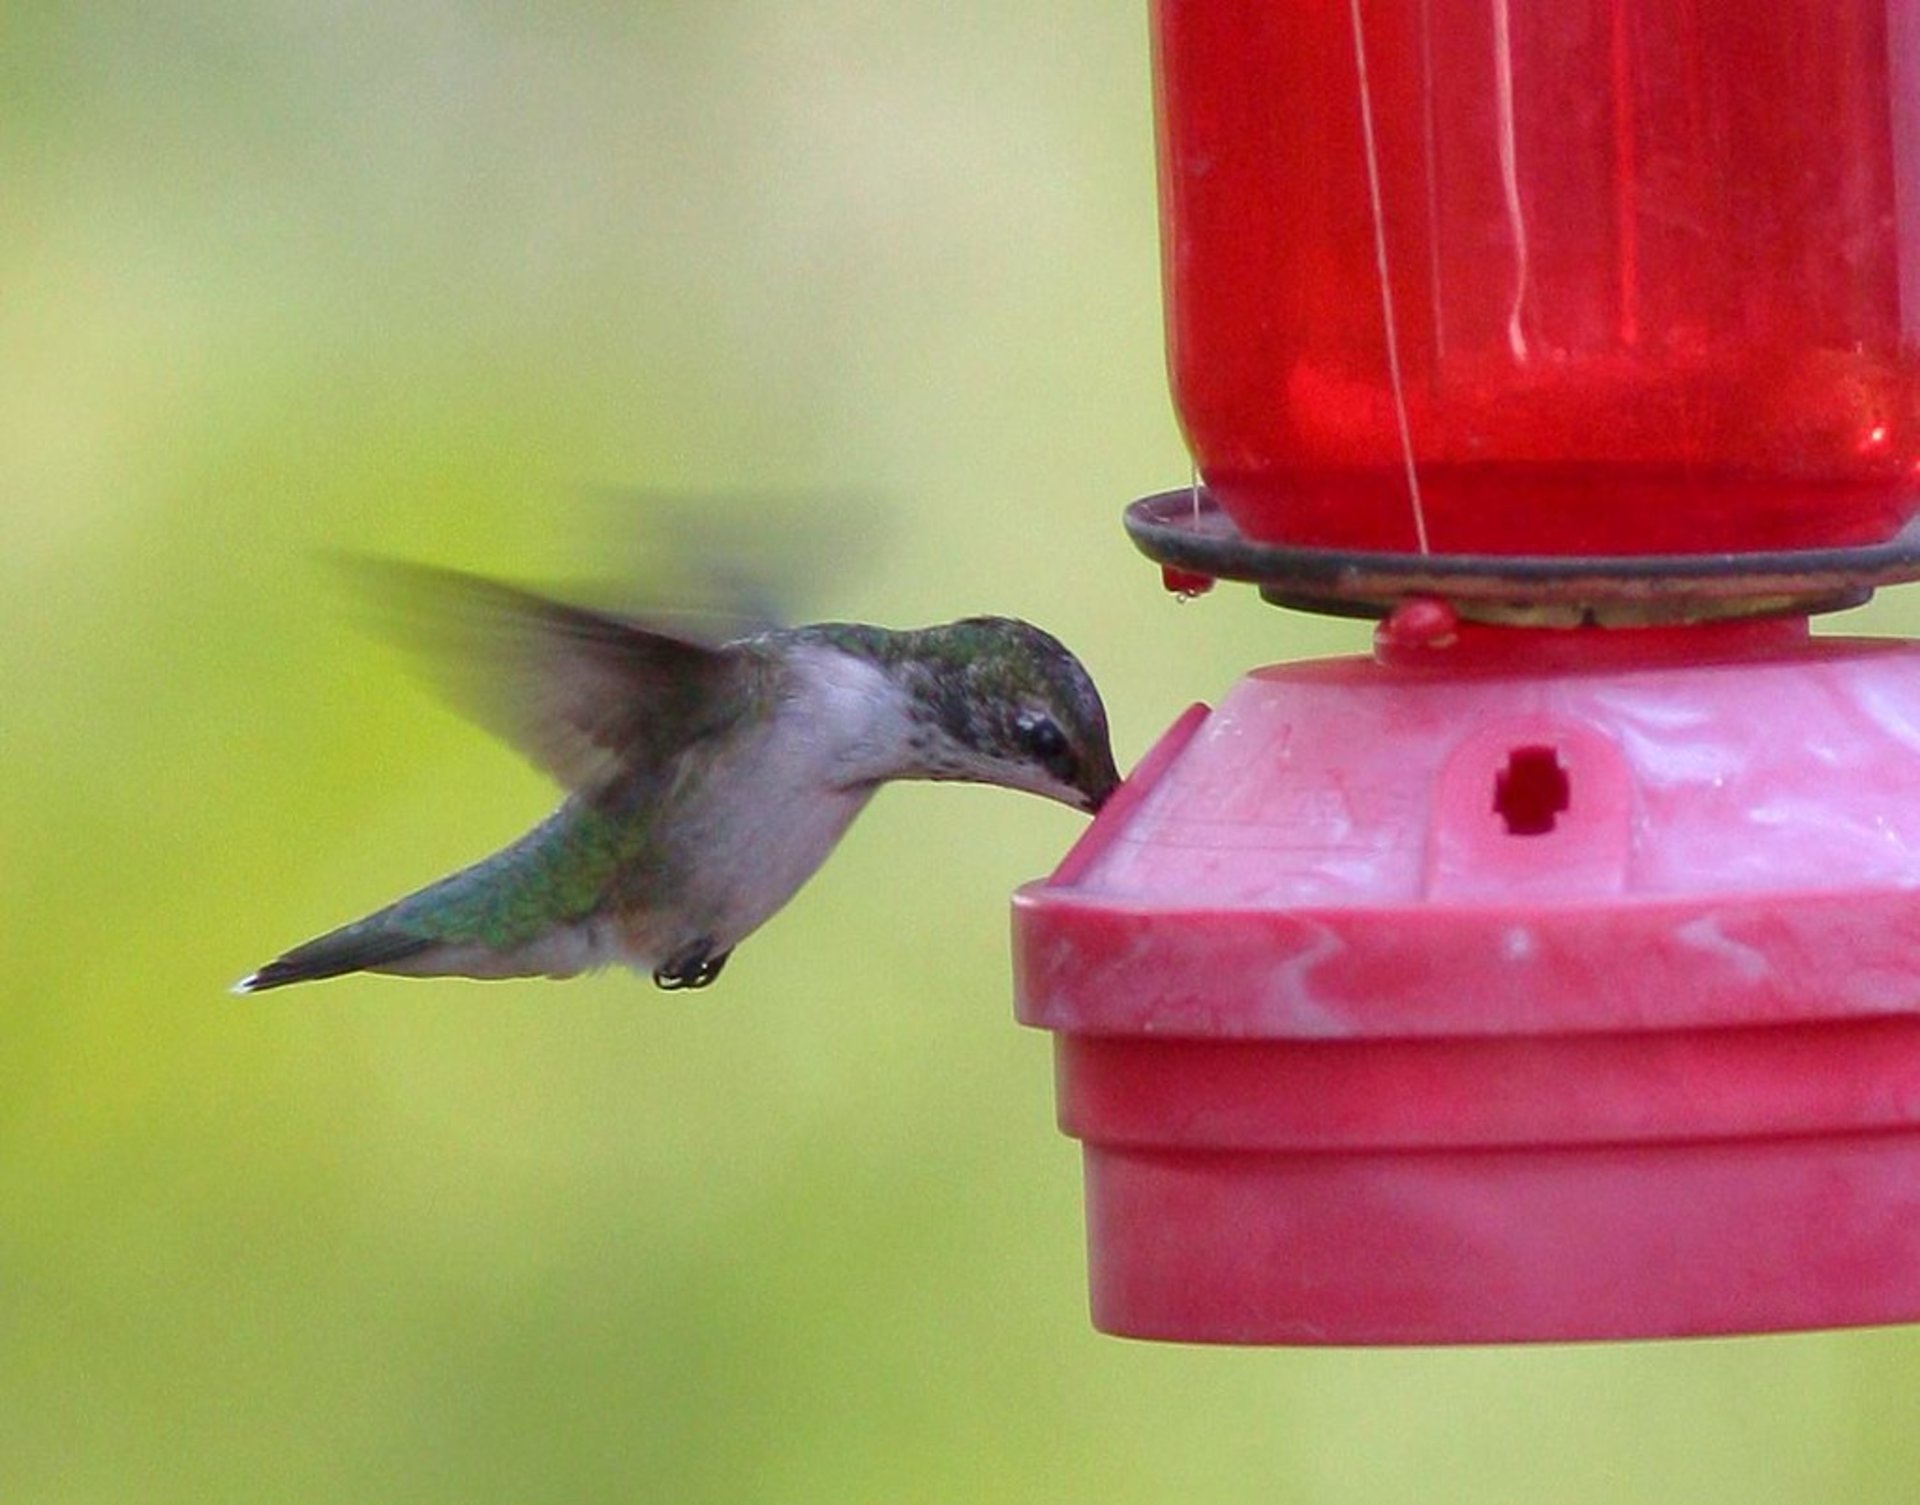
[232,921,437,994]
[233,804,625,994]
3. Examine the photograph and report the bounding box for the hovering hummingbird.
[234,563,1119,993]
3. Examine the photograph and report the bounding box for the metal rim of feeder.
[1124,488,1920,626]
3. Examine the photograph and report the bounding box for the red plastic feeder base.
[1013,617,1920,1343]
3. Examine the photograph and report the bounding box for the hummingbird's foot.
[653,939,730,991]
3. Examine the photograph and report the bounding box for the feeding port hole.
[1494,745,1570,835]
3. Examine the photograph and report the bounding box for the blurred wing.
[342,559,764,794]
[580,488,891,629]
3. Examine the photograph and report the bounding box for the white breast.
[660,645,912,955]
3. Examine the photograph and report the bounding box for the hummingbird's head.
[893,618,1120,813]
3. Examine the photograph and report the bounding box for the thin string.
[1349,0,1431,554]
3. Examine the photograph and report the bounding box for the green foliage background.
[9,3,1920,1500]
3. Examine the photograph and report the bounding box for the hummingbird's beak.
[1079,766,1121,814]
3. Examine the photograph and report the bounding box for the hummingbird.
[234,562,1119,993]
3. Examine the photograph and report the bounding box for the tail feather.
[235,803,623,994]
[233,923,435,994]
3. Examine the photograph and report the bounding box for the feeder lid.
[1123,488,1920,625]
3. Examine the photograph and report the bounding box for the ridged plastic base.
[1069,1031,1920,1345]
[1014,617,1920,1343]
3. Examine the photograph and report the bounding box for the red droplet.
[1160,566,1215,598]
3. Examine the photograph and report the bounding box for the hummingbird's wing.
[344,560,766,796]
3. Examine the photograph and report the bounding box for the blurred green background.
[10,3,1920,1500]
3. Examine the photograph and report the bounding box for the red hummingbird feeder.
[1013,0,1920,1343]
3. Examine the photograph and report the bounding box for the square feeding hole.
[1494,745,1569,835]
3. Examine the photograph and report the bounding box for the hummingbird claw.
[653,940,730,991]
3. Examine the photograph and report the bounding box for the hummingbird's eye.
[1016,713,1076,779]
